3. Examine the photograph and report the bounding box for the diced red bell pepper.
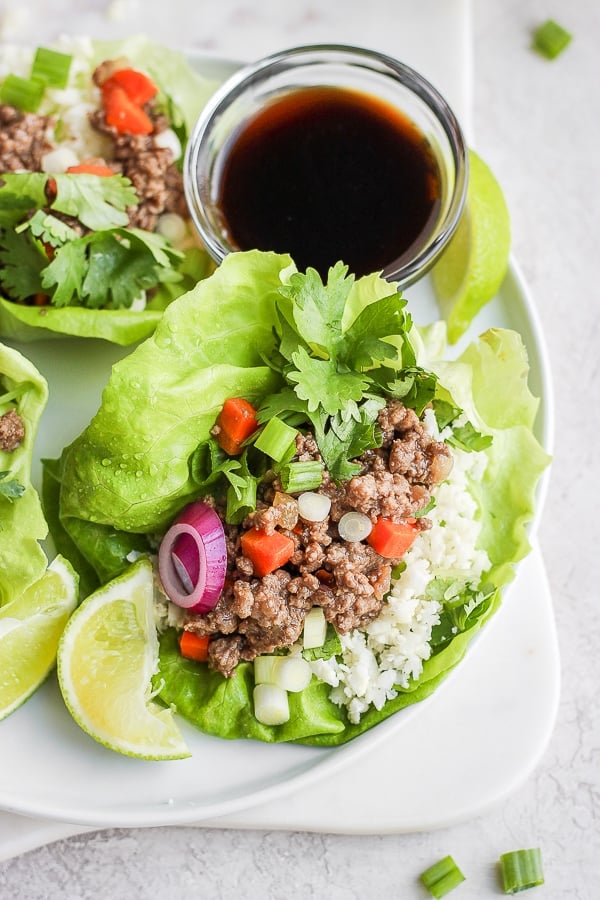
[102,84,153,135]
[102,67,158,106]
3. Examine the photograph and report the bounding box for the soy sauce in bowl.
[217,86,441,279]
[185,45,468,287]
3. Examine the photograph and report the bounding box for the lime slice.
[432,149,511,343]
[57,557,189,760]
[0,555,78,721]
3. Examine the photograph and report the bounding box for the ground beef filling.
[0,60,185,236]
[184,401,453,678]
[0,408,25,452]
[89,65,186,231]
[0,105,53,172]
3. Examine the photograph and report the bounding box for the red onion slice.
[158,502,227,613]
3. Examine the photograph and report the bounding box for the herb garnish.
[0,172,182,309]
[0,470,25,502]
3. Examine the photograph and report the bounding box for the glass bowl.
[184,44,468,287]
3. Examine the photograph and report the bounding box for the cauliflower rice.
[310,408,490,724]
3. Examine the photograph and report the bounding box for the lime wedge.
[432,149,511,343]
[0,555,78,721]
[57,557,189,760]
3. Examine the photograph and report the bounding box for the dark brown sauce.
[217,86,442,277]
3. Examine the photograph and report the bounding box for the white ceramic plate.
[0,252,553,827]
[0,18,557,828]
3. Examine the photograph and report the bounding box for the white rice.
[310,410,491,724]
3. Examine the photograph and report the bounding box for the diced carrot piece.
[366,518,419,559]
[102,84,153,135]
[179,631,210,663]
[102,67,158,106]
[240,528,295,577]
[45,177,57,203]
[214,397,259,456]
[66,162,115,176]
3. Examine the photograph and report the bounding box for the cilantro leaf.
[40,239,88,306]
[311,399,382,483]
[52,173,137,231]
[341,292,408,368]
[0,470,25,502]
[82,232,164,309]
[287,347,370,414]
[19,210,79,247]
[429,580,495,650]
[0,226,47,300]
[447,422,493,452]
[431,398,492,451]
[41,229,182,309]
[256,388,310,426]
[280,262,353,362]
[0,172,49,215]
[431,398,461,430]
[127,227,183,268]
[381,366,438,415]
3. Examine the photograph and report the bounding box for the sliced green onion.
[254,655,280,685]
[279,460,323,493]
[500,848,544,894]
[272,656,312,692]
[420,855,465,898]
[303,607,327,650]
[0,74,45,112]
[254,655,312,692]
[253,683,289,725]
[533,19,572,59]
[31,47,73,88]
[297,491,331,523]
[254,417,298,462]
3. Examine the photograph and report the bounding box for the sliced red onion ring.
[158,502,227,613]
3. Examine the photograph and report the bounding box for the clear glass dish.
[184,44,468,287]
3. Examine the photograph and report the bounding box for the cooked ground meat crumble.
[89,98,186,232]
[0,104,53,172]
[184,400,453,678]
[0,408,25,452]
[0,59,185,236]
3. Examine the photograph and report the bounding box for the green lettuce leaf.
[0,342,48,605]
[54,252,550,744]
[155,630,344,743]
[0,37,220,345]
[56,252,291,563]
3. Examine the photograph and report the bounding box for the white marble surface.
[0,0,598,897]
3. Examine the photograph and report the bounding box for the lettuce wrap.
[49,250,550,746]
[0,342,49,604]
[0,36,218,345]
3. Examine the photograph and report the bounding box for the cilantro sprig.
[0,171,182,310]
[428,578,496,650]
[255,263,417,480]
[0,470,25,502]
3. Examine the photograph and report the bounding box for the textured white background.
[0,0,599,897]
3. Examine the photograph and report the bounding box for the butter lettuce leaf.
[56,252,291,563]
[0,342,49,605]
[0,37,220,345]
[53,251,550,744]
